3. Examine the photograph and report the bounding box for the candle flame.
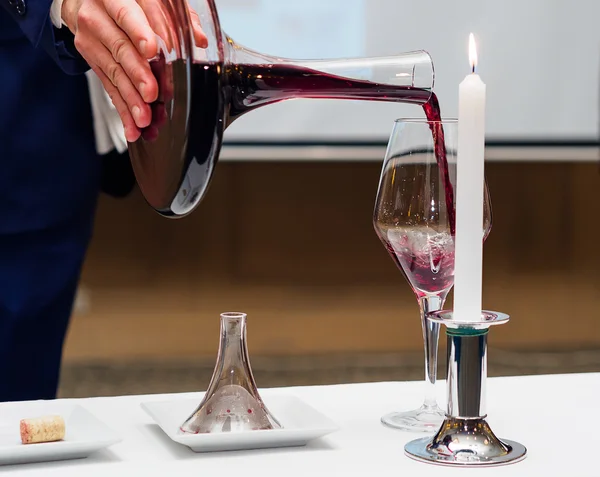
[469,33,478,73]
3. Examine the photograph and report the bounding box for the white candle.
[453,33,486,322]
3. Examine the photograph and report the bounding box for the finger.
[75,36,140,136]
[102,0,157,59]
[94,45,153,129]
[91,65,141,143]
[95,14,158,103]
[75,5,158,103]
[188,9,208,48]
[141,0,173,50]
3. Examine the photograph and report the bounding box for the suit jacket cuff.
[45,23,90,74]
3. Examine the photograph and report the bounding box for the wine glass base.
[381,405,445,433]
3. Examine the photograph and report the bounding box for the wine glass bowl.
[373,118,492,432]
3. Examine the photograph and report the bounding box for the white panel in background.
[216,0,365,59]
[213,0,599,142]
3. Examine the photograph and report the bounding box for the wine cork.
[20,415,65,444]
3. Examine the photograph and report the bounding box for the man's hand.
[62,0,207,142]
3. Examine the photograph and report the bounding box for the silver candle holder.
[404,310,527,467]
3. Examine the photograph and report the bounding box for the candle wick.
[471,64,476,74]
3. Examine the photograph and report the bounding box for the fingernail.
[125,127,137,143]
[139,40,147,56]
[139,82,147,100]
[132,105,142,124]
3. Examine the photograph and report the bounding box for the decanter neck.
[221,38,434,123]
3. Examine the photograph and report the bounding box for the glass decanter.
[180,312,281,434]
[127,0,435,217]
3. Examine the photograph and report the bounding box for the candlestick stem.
[446,327,487,418]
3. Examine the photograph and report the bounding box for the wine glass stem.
[419,294,445,409]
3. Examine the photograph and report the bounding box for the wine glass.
[373,118,492,432]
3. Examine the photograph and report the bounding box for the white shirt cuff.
[50,0,66,28]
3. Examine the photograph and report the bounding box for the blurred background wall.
[59,158,600,397]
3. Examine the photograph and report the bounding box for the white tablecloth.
[4,373,599,476]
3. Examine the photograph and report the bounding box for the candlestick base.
[404,311,527,467]
[405,418,527,467]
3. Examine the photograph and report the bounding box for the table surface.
[3,372,599,476]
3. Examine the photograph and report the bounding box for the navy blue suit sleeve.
[1,0,89,75]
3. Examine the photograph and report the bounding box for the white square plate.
[141,394,339,453]
[0,401,121,465]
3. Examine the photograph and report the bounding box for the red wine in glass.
[380,227,455,298]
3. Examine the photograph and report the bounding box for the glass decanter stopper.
[179,312,282,434]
